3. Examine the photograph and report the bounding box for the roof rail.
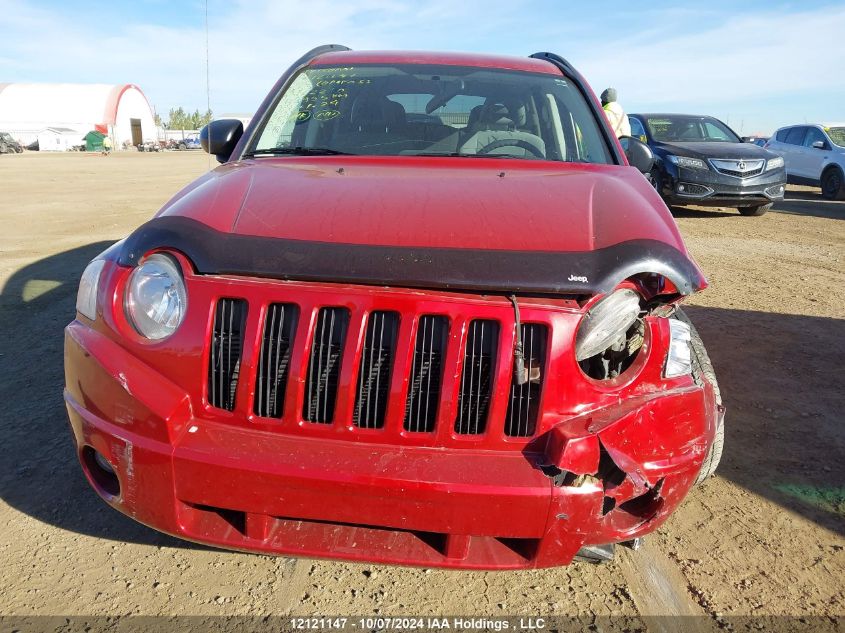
[299,44,351,64]
[529,52,576,74]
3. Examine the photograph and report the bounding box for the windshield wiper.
[244,146,354,158]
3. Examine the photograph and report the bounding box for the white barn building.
[37,127,84,152]
[0,83,156,149]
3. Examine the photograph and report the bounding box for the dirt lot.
[0,152,842,630]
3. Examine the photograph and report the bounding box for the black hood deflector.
[117,216,705,296]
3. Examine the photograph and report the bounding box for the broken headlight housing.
[575,289,642,368]
[124,253,187,340]
[664,318,692,377]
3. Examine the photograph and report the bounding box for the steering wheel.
[476,138,545,158]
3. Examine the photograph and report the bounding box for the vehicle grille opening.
[254,303,298,418]
[208,298,247,411]
[303,307,350,424]
[454,319,499,435]
[505,323,547,437]
[353,311,399,429]
[404,315,448,433]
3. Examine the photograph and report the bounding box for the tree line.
[154,108,214,131]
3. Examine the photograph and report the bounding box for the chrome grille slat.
[254,303,297,418]
[207,298,247,411]
[404,315,448,433]
[708,158,765,179]
[454,319,498,435]
[303,307,349,424]
[353,311,398,429]
[505,324,547,437]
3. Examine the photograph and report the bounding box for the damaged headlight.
[664,318,692,377]
[76,259,106,321]
[125,253,187,340]
[575,289,642,362]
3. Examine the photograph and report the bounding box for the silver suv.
[765,124,845,199]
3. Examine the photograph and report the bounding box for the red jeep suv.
[64,46,724,569]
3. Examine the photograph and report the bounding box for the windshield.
[644,116,741,143]
[249,63,613,164]
[826,127,845,148]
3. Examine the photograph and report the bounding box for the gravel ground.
[0,151,842,630]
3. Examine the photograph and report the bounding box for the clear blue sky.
[2,0,843,135]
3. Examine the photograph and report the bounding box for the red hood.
[158,156,689,255]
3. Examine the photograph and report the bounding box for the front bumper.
[65,318,717,569]
[660,162,786,207]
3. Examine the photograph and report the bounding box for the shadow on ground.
[0,243,842,549]
[0,242,205,551]
[771,189,845,220]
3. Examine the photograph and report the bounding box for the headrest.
[350,95,404,132]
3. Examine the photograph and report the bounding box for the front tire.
[673,309,724,484]
[821,167,845,200]
[738,203,771,216]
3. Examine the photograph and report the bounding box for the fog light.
[665,318,692,377]
[677,184,685,192]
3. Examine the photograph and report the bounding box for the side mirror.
[619,136,654,174]
[811,140,826,150]
[200,119,244,163]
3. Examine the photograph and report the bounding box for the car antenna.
[204,0,212,171]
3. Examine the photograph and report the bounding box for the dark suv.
[630,113,786,216]
[65,46,723,569]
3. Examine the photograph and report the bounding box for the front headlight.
[765,156,784,171]
[125,253,187,340]
[575,289,642,362]
[667,155,708,170]
[76,259,106,320]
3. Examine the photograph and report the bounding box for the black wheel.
[821,167,845,200]
[178,143,186,150]
[738,203,771,216]
[672,309,724,484]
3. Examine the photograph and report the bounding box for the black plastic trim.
[118,216,704,296]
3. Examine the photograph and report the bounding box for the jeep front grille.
[505,324,548,437]
[202,288,570,446]
[404,315,448,433]
[303,307,349,424]
[254,303,298,418]
[454,320,499,435]
[353,311,399,429]
[207,298,247,411]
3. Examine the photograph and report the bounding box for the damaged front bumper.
[65,318,717,569]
